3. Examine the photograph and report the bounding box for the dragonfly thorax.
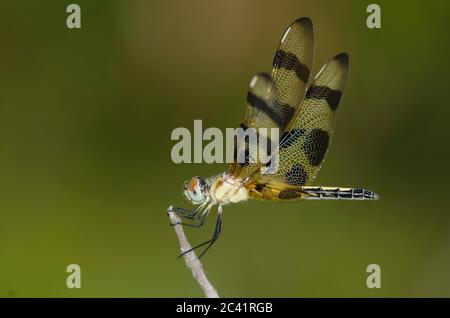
[209,174,249,205]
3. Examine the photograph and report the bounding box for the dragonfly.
[168,17,379,258]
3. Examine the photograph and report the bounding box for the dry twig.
[167,206,219,298]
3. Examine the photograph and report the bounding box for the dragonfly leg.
[169,203,212,228]
[169,199,209,220]
[178,204,223,259]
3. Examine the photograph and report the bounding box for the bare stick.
[167,206,219,298]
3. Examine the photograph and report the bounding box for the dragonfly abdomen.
[303,186,379,200]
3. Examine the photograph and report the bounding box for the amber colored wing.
[257,53,350,188]
[228,17,315,180]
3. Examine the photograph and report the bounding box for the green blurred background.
[1,0,449,297]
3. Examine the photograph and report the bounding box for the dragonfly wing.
[261,53,349,187]
[228,17,315,180]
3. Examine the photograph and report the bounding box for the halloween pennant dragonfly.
[168,17,379,258]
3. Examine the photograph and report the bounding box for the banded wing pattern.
[270,16,314,130]
[227,73,280,179]
[246,53,352,201]
[228,17,314,180]
[265,53,349,187]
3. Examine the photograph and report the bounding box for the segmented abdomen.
[302,186,379,200]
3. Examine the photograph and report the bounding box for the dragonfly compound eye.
[183,177,206,204]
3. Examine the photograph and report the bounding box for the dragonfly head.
[183,176,208,205]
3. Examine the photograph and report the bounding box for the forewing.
[228,17,315,180]
[243,17,314,132]
[270,16,314,130]
[263,53,349,186]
